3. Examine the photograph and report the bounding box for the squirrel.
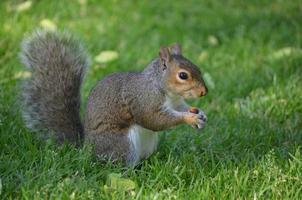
[20,30,208,166]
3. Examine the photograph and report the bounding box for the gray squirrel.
[20,30,208,166]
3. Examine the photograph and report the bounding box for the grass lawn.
[1,0,302,199]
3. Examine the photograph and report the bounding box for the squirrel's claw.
[192,118,206,129]
[190,108,207,129]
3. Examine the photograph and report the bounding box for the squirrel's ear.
[159,47,171,61]
[159,47,171,70]
[170,43,182,55]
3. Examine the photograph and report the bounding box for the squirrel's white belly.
[128,125,159,165]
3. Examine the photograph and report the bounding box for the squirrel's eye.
[178,72,188,80]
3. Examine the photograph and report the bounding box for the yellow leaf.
[78,0,87,5]
[15,1,32,12]
[203,72,215,89]
[105,173,136,192]
[95,51,119,63]
[270,47,302,60]
[0,71,31,84]
[198,51,209,63]
[207,35,219,46]
[40,19,57,31]
[14,71,31,79]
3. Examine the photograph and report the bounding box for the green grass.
[1,0,302,199]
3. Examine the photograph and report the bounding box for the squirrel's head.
[158,44,208,99]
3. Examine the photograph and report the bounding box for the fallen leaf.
[203,72,215,89]
[207,35,219,46]
[78,0,87,5]
[0,71,32,84]
[269,47,302,60]
[95,50,119,63]
[14,71,31,79]
[15,1,32,12]
[105,173,136,192]
[198,51,209,63]
[40,19,57,31]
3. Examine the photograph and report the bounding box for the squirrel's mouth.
[182,87,207,99]
[182,91,200,100]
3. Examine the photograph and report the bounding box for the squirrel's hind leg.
[86,131,133,165]
[85,126,158,166]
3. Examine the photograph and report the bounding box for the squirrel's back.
[20,30,89,145]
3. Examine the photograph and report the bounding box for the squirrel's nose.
[199,86,208,97]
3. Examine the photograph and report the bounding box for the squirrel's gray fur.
[20,30,89,145]
[20,30,207,165]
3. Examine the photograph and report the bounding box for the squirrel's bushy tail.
[20,30,89,145]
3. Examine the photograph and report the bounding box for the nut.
[189,107,199,114]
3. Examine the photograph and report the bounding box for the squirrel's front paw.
[183,112,206,130]
[188,107,207,129]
